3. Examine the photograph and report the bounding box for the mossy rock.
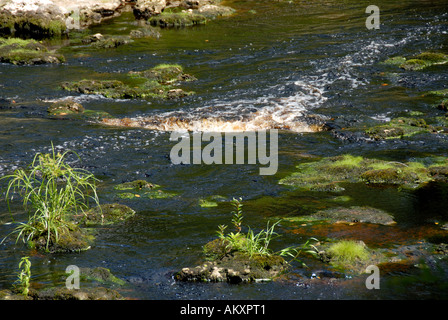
[279,154,441,191]
[0,37,65,65]
[0,14,66,38]
[113,180,177,200]
[400,59,428,71]
[61,64,195,100]
[382,51,448,71]
[91,36,131,49]
[27,223,93,253]
[178,244,287,283]
[28,286,123,300]
[310,206,396,225]
[148,12,207,28]
[79,267,126,286]
[365,117,436,140]
[129,64,197,84]
[73,203,135,226]
[47,99,112,120]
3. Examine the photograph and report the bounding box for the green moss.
[279,154,440,191]
[79,267,126,286]
[0,37,64,65]
[148,12,207,28]
[73,203,135,226]
[365,117,434,140]
[427,89,448,97]
[0,14,66,38]
[47,99,112,120]
[381,51,448,71]
[382,56,406,66]
[400,59,428,71]
[113,180,176,200]
[327,240,370,264]
[61,64,195,100]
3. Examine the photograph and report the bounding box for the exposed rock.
[0,0,125,38]
[310,206,396,226]
[0,37,65,64]
[133,0,166,19]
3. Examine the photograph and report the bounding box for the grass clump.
[327,240,370,264]
[1,144,100,252]
[210,198,318,267]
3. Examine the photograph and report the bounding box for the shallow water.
[1,0,448,300]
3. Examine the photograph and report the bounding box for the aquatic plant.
[0,37,65,65]
[1,145,100,252]
[14,256,31,296]
[214,198,318,266]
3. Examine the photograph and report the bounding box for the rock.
[29,286,123,300]
[61,64,195,100]
[129,26,161,39]
[72,203,135,226]
[0,37,65,64]
[310,206,396,226]
[175,250,287,283]
[195,4,235,19]
[147,11,207,28]
[133,0,166,19]
[47,99,84,115]
[0,0,125,38]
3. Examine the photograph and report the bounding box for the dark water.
[1,0,448,300]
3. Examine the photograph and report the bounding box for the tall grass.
[217,198,318,266]
[1,145,99,251]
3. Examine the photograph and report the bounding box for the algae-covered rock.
[176,240,288,283]
[0,37,64,65]
[47,99,113,120]
[382,51,448,71]
[27,222,93,253]
[279,154,441,191]
[310,206,396,226]
[73,203,135,226]
[113,180,177,200]
[29,286,123,300]
[79,267,126,286]
[61,64,195,100]
[365,117,434,140]
[147,11,207,27]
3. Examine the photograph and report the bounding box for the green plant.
[216,198,318,266]
[14,256,31,296]
[1,144,100,251]
[327,240,370,263]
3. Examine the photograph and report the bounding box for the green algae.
[73,203,135,226]
[113,180,177,200]
[382,51,448,71]
[61,64,195,100]
[365,117,437,140]
[0,37,65,65]
[279,154,448,191]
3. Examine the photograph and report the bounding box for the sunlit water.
[1,0,448,299]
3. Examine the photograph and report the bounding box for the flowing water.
[1,0,448,300]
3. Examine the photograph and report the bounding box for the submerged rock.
[0,37,64,64]
[113,180,177,200]
[310,206,396,226]
[147,11,207,27]
[72,203,135,226]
